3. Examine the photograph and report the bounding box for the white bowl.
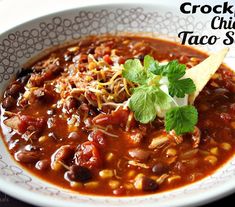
[0,2,235,207]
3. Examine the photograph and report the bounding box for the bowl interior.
[0,3,235,207]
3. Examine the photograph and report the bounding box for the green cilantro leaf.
[164,60,186,81]
[148,61,164,75]
[168,78,196,98]
[122,55,198,135]
[165,105,198,135]
[144,55,156,72]
[123,59,147,85]
[150,60,186,79]
[129,85,171,123]
[150,59,196,98]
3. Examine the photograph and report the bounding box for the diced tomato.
[118,56,126,64]
[92,107,135,128]
[75,141,102,169]
[18,115,45,133]
[88,130,106,147]
[103,55,113,65]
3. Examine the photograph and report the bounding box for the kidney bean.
[128,148,150,161]
[18,115,45,133]
[65,97,79,111]
[14,150,40,163]
[6,83,22,97]
[2,96,16,109]
[152,162,168,175]
[52,145,75,164]
[35,159,50,171]
[68,132,80,140]
[88,130,106,147]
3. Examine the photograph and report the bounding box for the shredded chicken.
[168,130,183,144]
[192,126,201,148]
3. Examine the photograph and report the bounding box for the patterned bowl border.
[0,4,235,207]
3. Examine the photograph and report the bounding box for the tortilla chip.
[184,48,229,104]
[4,115,21,130]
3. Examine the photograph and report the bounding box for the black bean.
[86,47,95,54]
[65,165,92,182]
[142,177,159,192]
[18,74,30,84]
[17,68,32,78]
[68,131,80,140]
[152,162,168,175]
[136,54,145,62]
[2,96,16,109]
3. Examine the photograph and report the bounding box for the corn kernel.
[68,46,79,52]
[127,170,136,178]
[70,181,82,188]
[150,175,158,181]
[51,161,62,171]
[108,180,120,189]
[210,81,219,87]
[167,175,181,184]
[166,148,177,156]
[68,124,78,132]
[51,104,57,109]
[123,40,130,44]
[23,90,31,99]
[220,142,231,151]
[211,73,220,80]
[204,155,217,165]
[38,135,48,143]
[88,62,97,70]
[133,174,144,190]
[106,152,114,162]
[124,183,134,190]
[99,169,113,179]
[84,181,99,188]
[210,147,219,155]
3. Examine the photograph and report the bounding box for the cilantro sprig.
[122,55,198,135]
